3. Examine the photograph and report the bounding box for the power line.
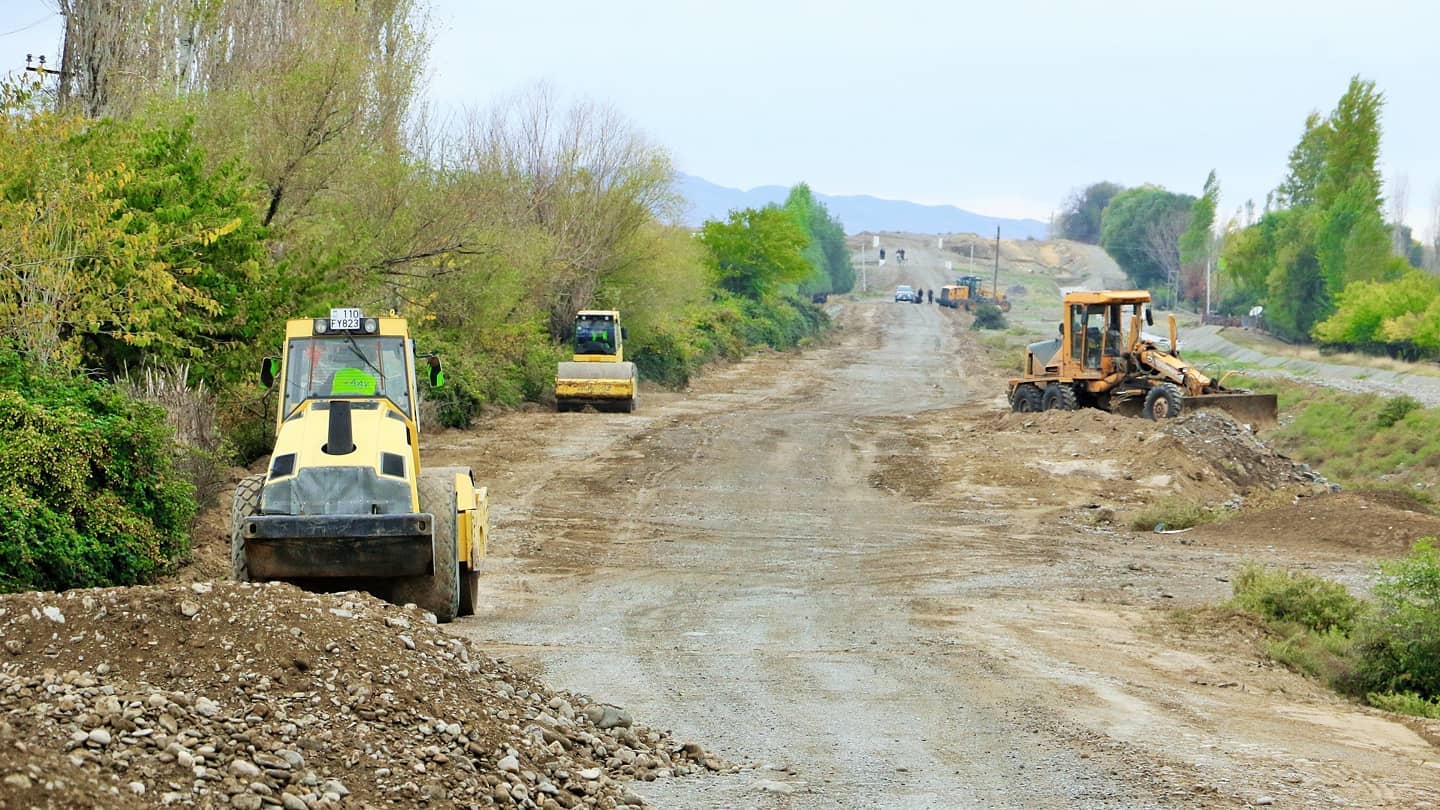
[0,13,58,38]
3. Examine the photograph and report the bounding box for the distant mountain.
[675,173,1049,239]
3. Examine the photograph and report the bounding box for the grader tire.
[230,473,265,582]
[392,475,460,623]
[1144,383,1184,420]
[1011,384,1043,413]
[1042,382,1079,411]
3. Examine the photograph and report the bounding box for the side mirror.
[621,326,628,340]
[1144,306,1154,327]
[260,356,278,387]
[427,355,443,388]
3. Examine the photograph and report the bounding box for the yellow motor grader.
[231,308,488,622]
[1007,290,1277,423]
[941,275,1011,312]
[555,309,638,413]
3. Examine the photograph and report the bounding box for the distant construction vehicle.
[232,308,488,622]
[555,310,638,413]
[1007,290,1277,423]
[939,275,1010,312]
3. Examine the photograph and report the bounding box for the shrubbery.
[1128,497,1218,531]
[971,303,1008,330]
[0,355,195,592]
[629,294,828,391]
[1227,540,1440,718]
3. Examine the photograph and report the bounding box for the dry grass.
[118,364,232,509]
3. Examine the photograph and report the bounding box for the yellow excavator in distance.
[555,310,638,413]
[1007,290,1277,424]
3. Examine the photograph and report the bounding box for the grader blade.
[1182,392,1278,427]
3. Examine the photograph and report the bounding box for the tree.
[1180,171,1220,307]
[1099,186,1194,298]
[1312,77,1398,296]
[1275,113,1328,209]
[1264,212,1327,341]
[700,207,811,300]
[1055,182,1125,244]
[463,86,679,338]
[1314,270,1440,356]
[57,0,429,230]
[1220,209,1289,315]
[783,183,852,296]
[0,98,266,377]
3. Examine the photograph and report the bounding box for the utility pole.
[993,226,1000,297]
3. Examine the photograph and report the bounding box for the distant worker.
[927,289,933,304]
[879,248,886,261]
[898,249,906,263]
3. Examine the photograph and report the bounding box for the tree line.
[0,0,851,591]
[1055,76,1435,358]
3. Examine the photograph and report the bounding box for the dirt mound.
[989,408,1127,434]
[1190,491,1440,556]
[0,583,722,809]
[1156,411,1328,492]
[991,409,1326,492]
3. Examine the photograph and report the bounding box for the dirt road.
[430,300,1440,808]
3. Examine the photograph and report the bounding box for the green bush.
[1231,562,1365,634]
[630,328,693,389]
[1366,691,1440,719]
[1129,497,1217,531]
[1346,538,1440,699]
[625,294,827,392]
[1265,627,1355,684]
[425,375,483,429]
[972,303,1008,330]
[1377,394,1421,428]
[0,360,196,592]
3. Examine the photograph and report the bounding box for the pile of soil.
[1155,411,1329,493]
[988,409,1328,496]
[0,583,725,809]
[1189,490,1440,556]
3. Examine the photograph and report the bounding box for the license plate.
[330,307,362,331]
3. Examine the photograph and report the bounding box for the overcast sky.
[5,0,1437,236]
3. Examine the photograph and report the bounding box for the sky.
[4,0,1437,237]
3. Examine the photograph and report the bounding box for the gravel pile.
[0,582,726,809]
[1157,411,1331,492]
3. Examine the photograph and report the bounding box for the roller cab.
[231,308,488,622]
[556,310,639,413]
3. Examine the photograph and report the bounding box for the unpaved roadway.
[428,299,1440,808]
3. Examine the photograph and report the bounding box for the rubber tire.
[1011,384,1043,413]
[1042,382,1079,411]
[458,566,480,617]
[393,475,460,623]
[230,473,265,582]
[1144,382,1184,420]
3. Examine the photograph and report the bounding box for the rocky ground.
[0,583,728,809]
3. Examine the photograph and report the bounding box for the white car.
[894,285,916,303]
